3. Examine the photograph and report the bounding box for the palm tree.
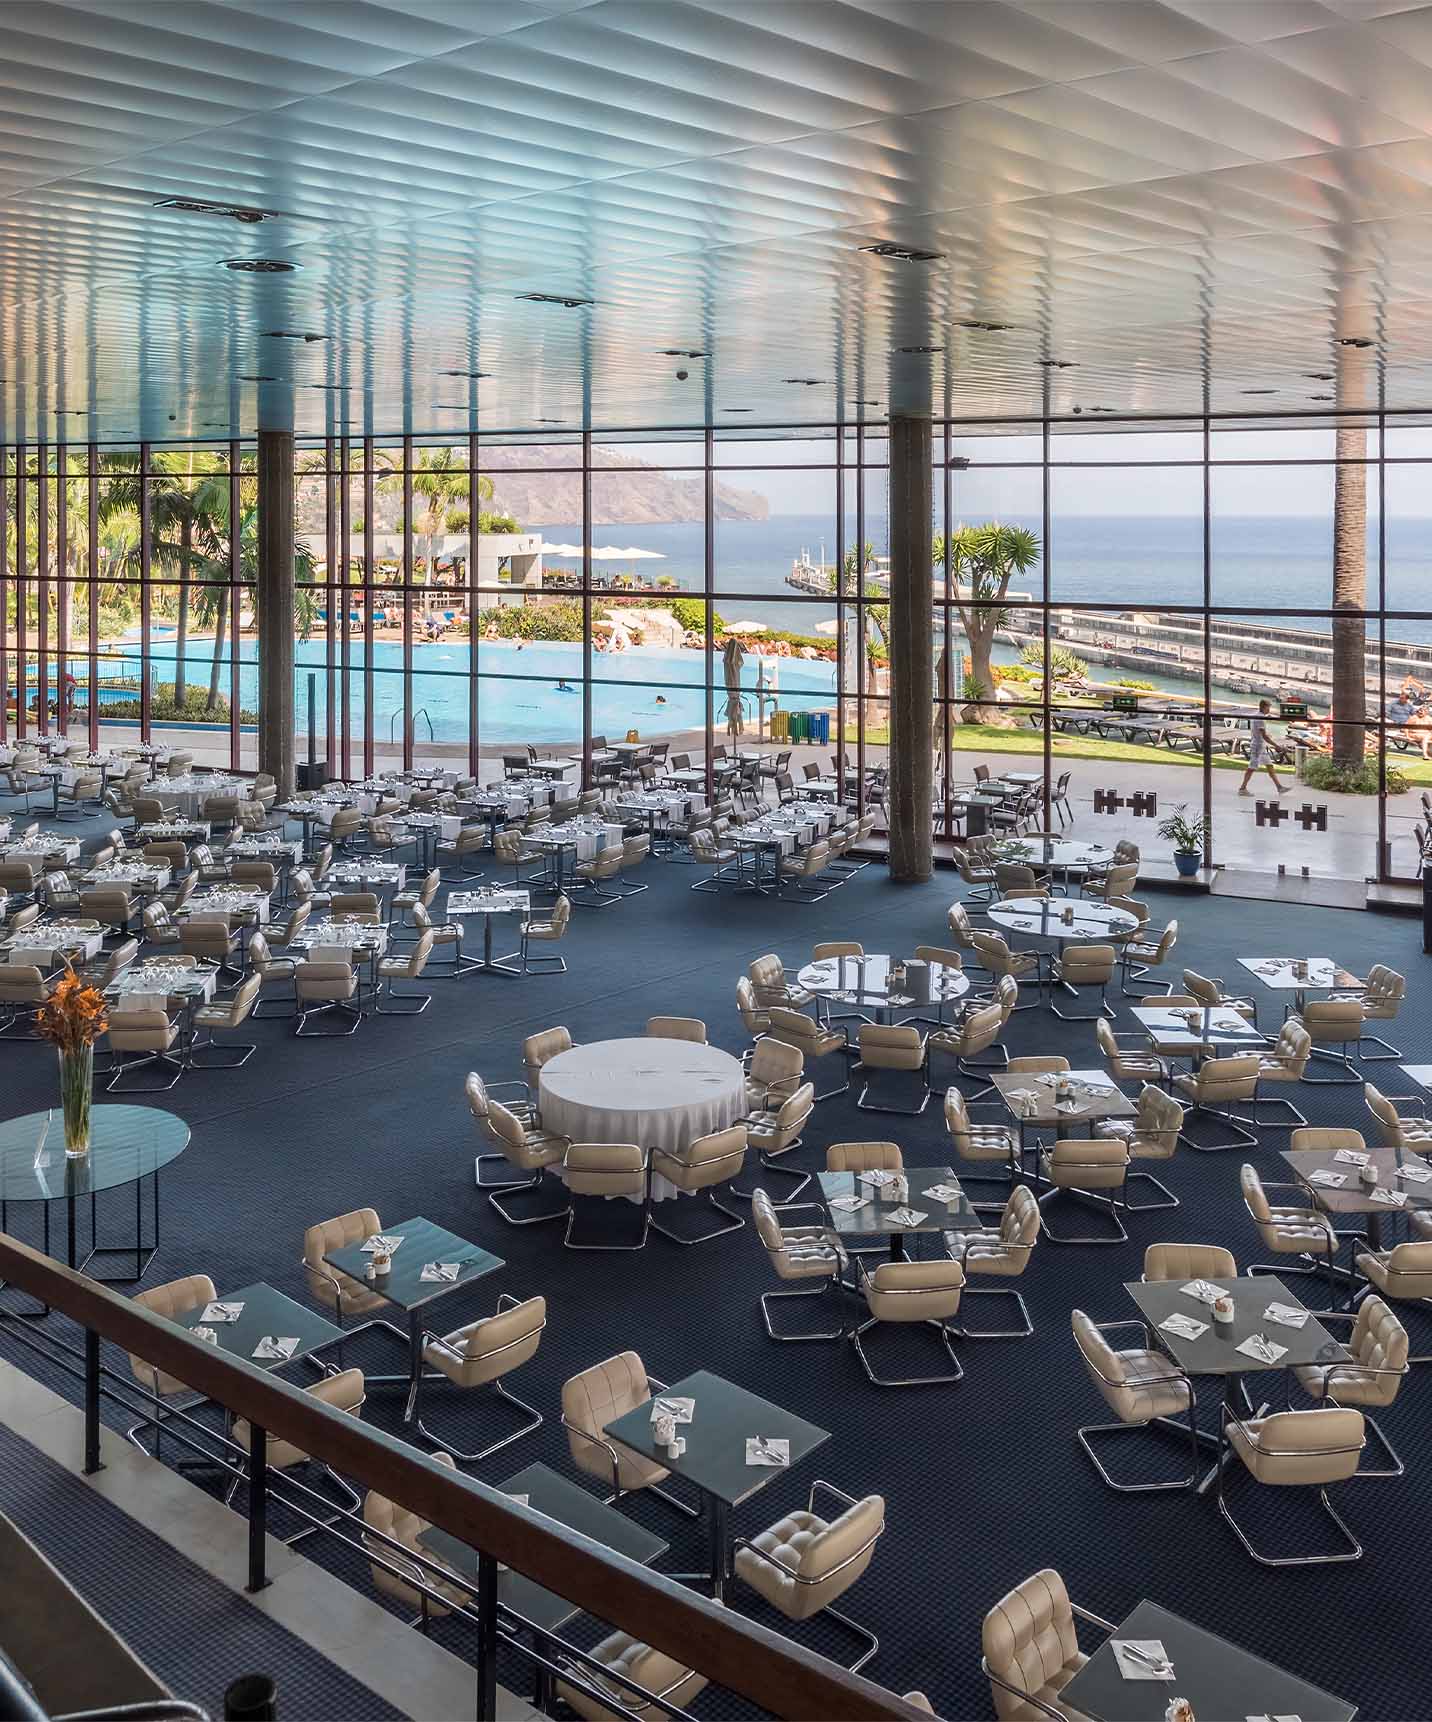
[1331,425,1367,769]
[841,540,889,654]
[377,447,495,590]
[934,522,1041,715]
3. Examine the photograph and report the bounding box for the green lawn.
[846,720,1432,789]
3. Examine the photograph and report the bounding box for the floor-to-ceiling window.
[3,414,1425,885]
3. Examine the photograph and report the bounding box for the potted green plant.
[1157,804,1206,877]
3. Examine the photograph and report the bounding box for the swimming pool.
[86,637,841,745]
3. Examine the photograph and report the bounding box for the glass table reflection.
[0,1104,190,1289]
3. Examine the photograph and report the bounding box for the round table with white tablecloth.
[538,1036,748,1200]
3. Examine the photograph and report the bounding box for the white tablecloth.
[539,1037,748,1199]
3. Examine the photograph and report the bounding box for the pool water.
[86,637,841,745]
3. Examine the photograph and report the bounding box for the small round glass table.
[797,953,971,1023]
[990,836,1115,876]
[987,897,1139,942]
[0,1104,190,1292]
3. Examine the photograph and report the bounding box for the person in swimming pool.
[655,694,667,705]
[556,679,573,691]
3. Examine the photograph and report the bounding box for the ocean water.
[45,512,1432,744]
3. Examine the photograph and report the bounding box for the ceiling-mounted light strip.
[956,319,1010,333]
[156,196,275,225]
[517,292,594,309]
[656,348,708,359]
[223,258,298,273]
[859,241,944,263]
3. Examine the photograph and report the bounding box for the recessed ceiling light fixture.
[517,292,593,309]
[1304,371,1335,381]
[854,398,882,407]
[782,377,826,386]
[1335,336,1375,349]
[238,374,277,383]
[1240,388,1277,395]
[156,196,275,225]
[1039,359,1077,369]
[1309,393,1335,401]
[722,407,753,413]
[441,369,489,379]
[536,417,567,424]
[859,241,944,263]
[262,329,327,342]
[896,344,943,355]
[313,382,354,390]
[657,348,707,359]
[223,258,298,273]
[957,319,1011,333]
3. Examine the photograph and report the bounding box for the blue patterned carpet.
[1,799,1428,1720]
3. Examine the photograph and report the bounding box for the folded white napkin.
[1396,1162,1432,1183]
[252,1336,300,1362]
[1371,1187,1408,1208]
[1180,1279,1224,1306]
[650,1396,695,1424]
[827,1194,870,1213]
[884,1206,927,1228]
[419,1262,462,1282]
[745,1436,790,1467]
[1309,1169,1347,1188]
[201,1301,244,1324]
[1112,1640,1174,1682]
[361,1234,405,1254]
[1263,1302,1309,1329]
[925,1183,963,1204]
[859,1169,898,1187]
[1333,1149,1370,1167]
[1236,1333,1288,1365]
[1160,1313,1208,1341]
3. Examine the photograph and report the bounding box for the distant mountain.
[294,444,769,536]
[484,445,769,526]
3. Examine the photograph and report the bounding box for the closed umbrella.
[722,636,746,737]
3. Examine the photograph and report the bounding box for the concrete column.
[886,414,934,882]
[256,429,295,800]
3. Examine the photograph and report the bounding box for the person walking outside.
[1239,699,1286,795]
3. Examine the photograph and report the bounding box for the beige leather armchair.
[855,1023,930,1116]
[765,1003,850,1099]
[519,892,570,972]
[1291,1295,1408,1477]
[1037,1139,1130,1245]
[0,963,57,1037]
[750,1188,845,1342]
[1347,962,1405,1061]
[1143,1241,1235,1282]
[741,1080,815,1201]
[562,1143,650,1251]
[853,1259,965,1386]
[524,1023,573,1093]
[1248,1018,1311,1128]
[1241,1162,1339,1287]
[1071,1308,1197,1492]
[1049,943,1116,1023]
[105,1006,183,1092]
[1218,1405,1364,1565]
[1118,916,1178,997]
[1094,1015,1169,1087]
[943,1084,1019,1192]
[230,1369,366,1539]
[747,952,812,1011]
[363,1451,472,1628]
[650,1125,747,1245]
[947,1185,1040,1338]
[294,957,361,1037]
[418,1294,547,1463]
[646,1014,706,1042]
[554,1634,707,1722]
[734,1483,884,1669]
[466,1072,569,1226]
[981,1567,1097,1721]
[1362,1081,1432,1152]
[560,1352,694,1522]
[1298,997,1365,1086]
[187,971,261,1068]
[125,1273,217,1457]
[1173,1051,1260,1153]
[1093,1081,1183,1212]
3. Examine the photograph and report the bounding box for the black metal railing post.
[83,1327,103,1475]
[476,1549,498,1721]
[247,1435,269,1593]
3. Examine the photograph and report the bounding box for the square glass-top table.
[1282,1144,1432,1250]
[604,1368,829,1599]
[171,1280,345,1370]
[818,1166,980,1260]
[1131,1005,1267,1059]
[992,1069,1135,1139]
[325,1216,504,1421]
[417,1460,667,1639]
[1060,1598,1356,1722]
[1239,956,1363,1012]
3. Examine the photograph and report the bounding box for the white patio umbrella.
[722,620,768,634]
[539,543,665,561]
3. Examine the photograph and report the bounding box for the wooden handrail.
[0,1232,922,1722]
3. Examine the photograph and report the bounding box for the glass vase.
[59,1044,94,1157]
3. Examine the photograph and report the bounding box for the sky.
[635,429,1432,519]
